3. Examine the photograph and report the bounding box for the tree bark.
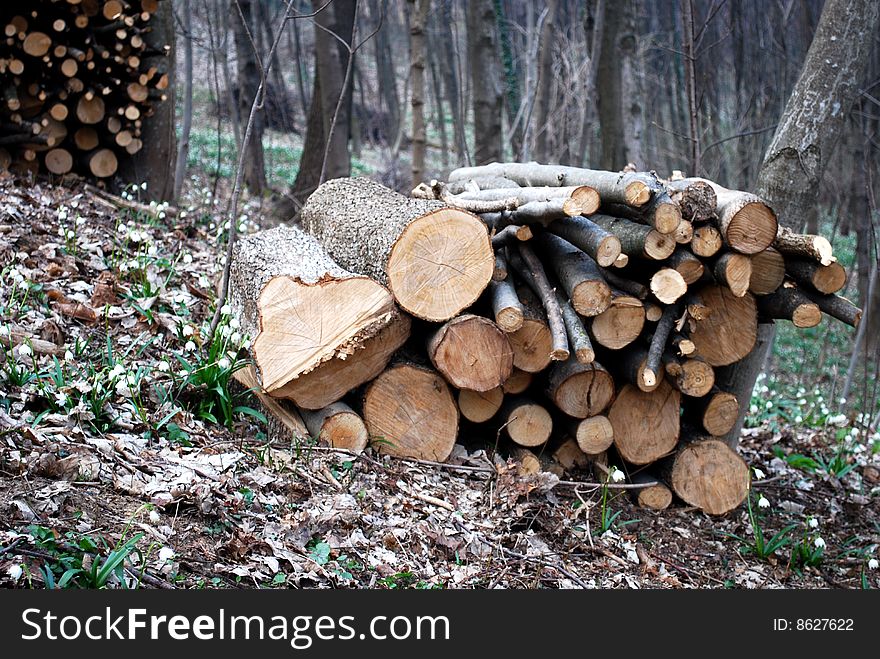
[172,0,192,202]
[717,0,880,446]
[408,0,430,187]
[233,0,267,193]
[467,0,503,164]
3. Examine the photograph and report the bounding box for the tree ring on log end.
[670,439,749,515]
[726,202,778,254]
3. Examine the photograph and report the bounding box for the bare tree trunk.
[289,0,356,207]
[259,0,294,133]
[233,0,267,193]
[681,0,700,176]
[219,1,243,154]
[495,0,523,157]
[597,0,643,170]
[435,0,466,161]
[467,0,504,165]
[717,0,880,447]
[427,31,448,168]
[577,0,604,167]
[409,0,430,187]
[117,0,175,201]
[289,0,310,120]
[173,0,193,202]
[373,0,400,146]
[532,0,556,163]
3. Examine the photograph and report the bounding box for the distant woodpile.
[0,0,170,180]
[231,165,859,516]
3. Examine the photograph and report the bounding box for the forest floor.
[0,174,878,590]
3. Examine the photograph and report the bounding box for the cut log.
[671,333,696,356]
[363,362,459,461]
[688,285,757,366]
[511,447,542,475]
[548,215,622,267]
[748,247,786,295]
[785,258,847,295]
[449,163,658,207]
[608,380,680,465]
[645,303,679,387]
[601,189,683,235]
[23,31,51,57]
[756,285,822,328]
[616,345,663,392]
[546,359,615,418]
[556,289,594,363]
[774,226,835,266]
[229,225,396,393]
[644,302,663,322]
[493,253,508,281]
[506,284,554,373]
[301,178,494,322]
[600,268,649,299]
[458,386,504,423]
[567,415,614,455]
[513,243,569,360]
[76,95,105,124]
[74,127,99,150]
[694,388,739,437]
[44,148,72,174]
[534,232,611,316]
[668,249,704,285]
[799,289,861,328]
[591,214,676,260]
[662,354,715,397]
[590,291,645,350]
[650,267,687,304]
[501,367,533,395]
[703,181,778,254]
[553,438,592,471]
[490,223,532,247]
[500,396,553,447]
[86,148,117,178]
[690,224,723,258]
[665,438,749,515]
[272,314,411,410]
[453,185,600,215]
[300,402,369,453]
[489,273,524,332]
[630,472,673,510]
[666,178,717,223]
[427,314,513,391]
[711,252,752,297]
[674,219,694,244]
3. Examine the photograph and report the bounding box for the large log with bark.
[230,225,397,393]
[300,178,494,322]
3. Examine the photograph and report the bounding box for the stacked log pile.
[0,0,170,179]
[231,167,860,516]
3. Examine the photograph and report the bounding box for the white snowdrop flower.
[814,537,826,549]
[757,495,770,509]
[7,564,23,581]
[0,327,8,337]
[182,252,193,264]
[799,398,807,405]
[220,325,231,338]
[839,397,847,405]
[141,182,148,190]
[798,387,806,396]
[108,364,126,379]
[868,558,879,570]
[17,279,28,291]
[817,396,824,403]
[66,230,75,240]
[158,212,166,220]
[217,357,230,370]
[795,415,803,423]
[115,380,133,397]
[182,324,194,337]
[220,304,232,316]
[753,468,765,480]
[827,413,847,426]
[118,223,128,234]
[229,318,240,330]
[185,341,196,352]
[157,360,170,372]
[54,391,68,407]
[76,216,86,226]
[16,344,32,358]
[230,331,242,346]
[219,255,227,266]
[148,510,161,524]
[761,385,769,394]
[126,372,137,385]
[179,210,188,219]
[158,547,175,562]
[765,400,773,410]
[147,245,158,257]
[64,350,74,362]
[16,251,28,261]
[610,469,625,483]
[198,275,210,288]
[238,223,246,232]
[808,517,819,529]
[173,293,186,304]
[850,427,859,437]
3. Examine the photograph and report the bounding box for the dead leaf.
[39,319,65,346]
[90,271,120,307]
[54,301,97,323]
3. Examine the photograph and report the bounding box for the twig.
[516,242,570,360]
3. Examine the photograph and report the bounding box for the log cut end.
[253,276,395,392]
[502,398,553,447]
[273,314,411,409]
[701,391,739,436]
[625,179,651,207]
[458,387,504,423]
[591,295,645,350]
[748,247,786,295]
[571,185,601,215]
[363,363,459,462]
[669,439,749,515]
[725,201,778,254]
[574,415,614,454]
[650,268,688,304]
[609,380,680,465]
[689,285,757,366]
[654,199,683,235]
[636,482,673,510]
[548,360,615,418]
[428,314,514,391]
[509,318,553,373]
[792,302,822,328]
[387,207,494,321]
